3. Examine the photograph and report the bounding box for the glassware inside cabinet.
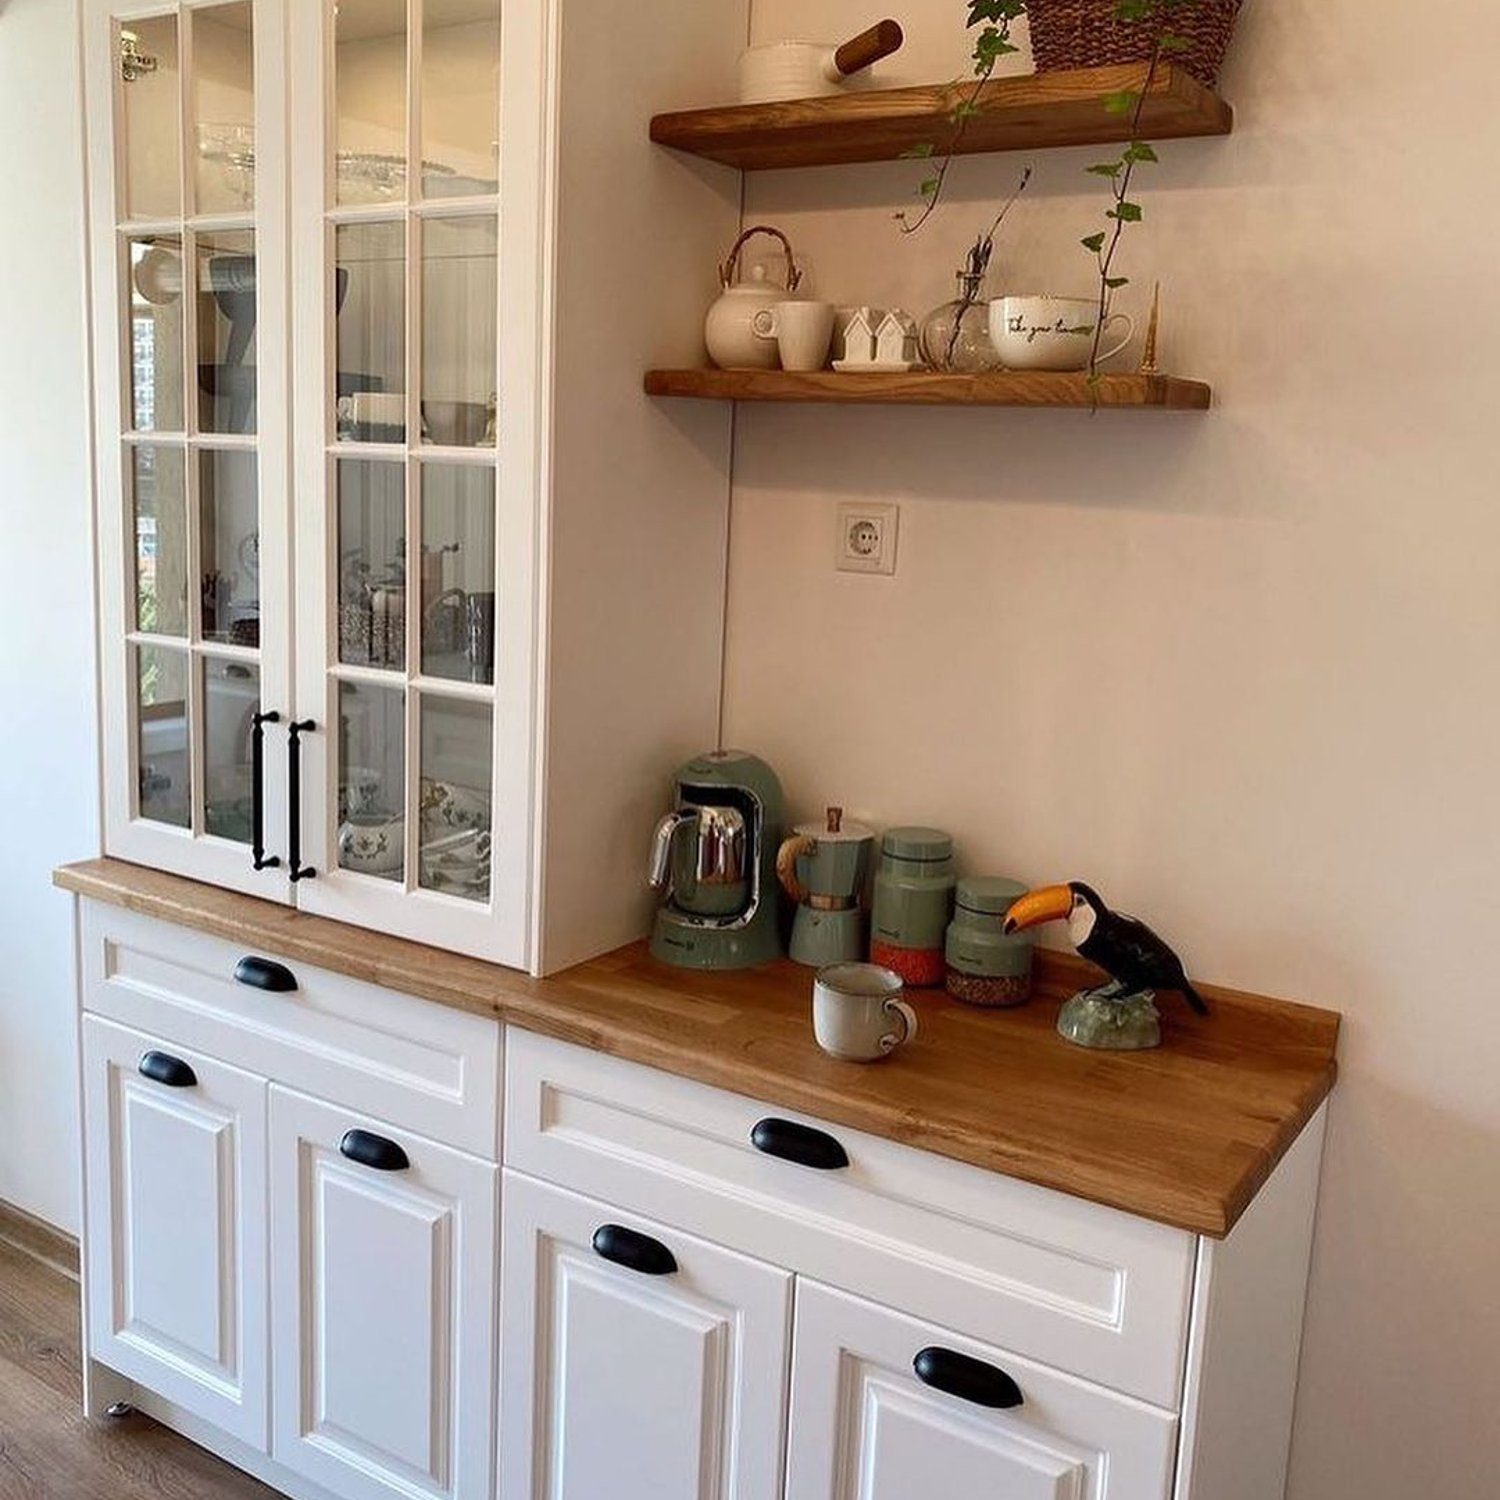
[335,221,406,443]
[419,695,493,902]
[422,0,501,198]
[419,465,495,683]
[337,459,406,670]
[421,216,497,448]
[337,681,407,882]
[335,0,408,207]
[191,2,256,214]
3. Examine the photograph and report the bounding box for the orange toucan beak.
[1002,884,1073,935]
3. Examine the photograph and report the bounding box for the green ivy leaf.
[1159,33,1193,52]
[952,99,981,122]
[1103,89,1141,115]
[919,177,940,197]
[1081,231,1107,252]
[1110,200,1144,222]
[1115,0,1151,20]
[1087,161,1125,176]
[901,143,935,160]
[1123,141,1159,164]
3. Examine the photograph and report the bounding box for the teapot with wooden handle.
[738,20,904,105]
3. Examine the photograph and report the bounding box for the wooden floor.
[0,1234,275,1499]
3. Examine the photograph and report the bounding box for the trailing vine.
[905,0,1205,378]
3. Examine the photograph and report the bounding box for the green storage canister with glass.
[944,876,1035,1007]
[870,826,956,987]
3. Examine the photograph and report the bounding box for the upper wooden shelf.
[644,368,1212,411]
[649,62,1232,171]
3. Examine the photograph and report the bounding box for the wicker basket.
[1026,0,1244,89]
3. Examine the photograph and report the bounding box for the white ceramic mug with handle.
[813,963,918,1061]
[753,299,836,372]
[989,295,1134,372]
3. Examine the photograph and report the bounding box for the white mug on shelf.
[989,295,1134,372]
[753,298,836,372]
[812,963,918,1062]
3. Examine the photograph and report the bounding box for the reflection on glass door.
[316,0,502,917]
[105,2,273,862]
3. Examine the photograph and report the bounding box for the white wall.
[0,0,95,1233]
[726,1,1500,1497]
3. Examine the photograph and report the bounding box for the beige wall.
[726,0,1500,1494]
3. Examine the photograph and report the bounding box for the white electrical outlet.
[836,501,899,575]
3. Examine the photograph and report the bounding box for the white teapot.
[705,225,803,370]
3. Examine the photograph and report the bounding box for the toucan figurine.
[1003,882,1208,1048]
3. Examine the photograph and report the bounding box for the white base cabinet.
[75,901,1325,1500]
[498,1172,791,1500]
[269,1088,498,1500]
[82,1014,269,1450]
[786,1280,1176,1500]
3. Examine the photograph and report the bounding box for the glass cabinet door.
[290,0,526,964]
[84,0,292,899]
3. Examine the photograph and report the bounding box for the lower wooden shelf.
[644,368,1212,410]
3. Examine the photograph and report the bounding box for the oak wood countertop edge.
[54,858,1339,1239]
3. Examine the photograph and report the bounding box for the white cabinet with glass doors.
[82,0,746,969]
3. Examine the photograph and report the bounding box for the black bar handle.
[591,1223,679,1276]
[139,1050,197,1089]
[250,710,281,871]
[751,1117,850,1171]
[234,955,298,993]
[287,719,316,883]
[913,1347,1024,1410]
[339,1129,409,1172]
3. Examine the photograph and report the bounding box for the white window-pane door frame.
[84,0,294,901]
[288,0,543,966]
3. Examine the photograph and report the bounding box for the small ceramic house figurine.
[836,306,878,365]
[874,310,919,368]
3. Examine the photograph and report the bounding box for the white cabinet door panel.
[786,1281,1176,1500]
[269,1086,497,1500]
[82,1014,268,1449]
[499,1170,791,1500]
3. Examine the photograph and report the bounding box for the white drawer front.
[81,901,500,1157]
[504,1029,1194,1408]
[787,1280,1177,1500]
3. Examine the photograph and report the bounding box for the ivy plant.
[906,0,1206,379]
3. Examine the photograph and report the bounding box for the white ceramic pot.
[706,275,788,369]
[989,295,1135,372]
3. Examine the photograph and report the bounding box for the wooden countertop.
[55,858,1339,1238]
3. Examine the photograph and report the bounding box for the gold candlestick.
[1138,283,1161,376]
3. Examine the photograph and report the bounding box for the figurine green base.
[1056,983,1161,1050]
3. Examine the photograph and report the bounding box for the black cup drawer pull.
[591,1224,679,1276]
[750,1117,850,1171]
[234,955,298,993]
[339,1129,410,1172]
[138,1051,197,1089]
[913,1346,1024,1410]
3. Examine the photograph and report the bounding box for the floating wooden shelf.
[644,368,1212,411]
[649,62,1232,171]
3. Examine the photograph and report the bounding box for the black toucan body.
[1003,881,1209,1016]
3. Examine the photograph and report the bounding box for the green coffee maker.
[647,750,784,969]
[776,806,875,966]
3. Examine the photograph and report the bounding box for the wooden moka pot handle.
[776,834,817,905]
[834,20,904,78]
